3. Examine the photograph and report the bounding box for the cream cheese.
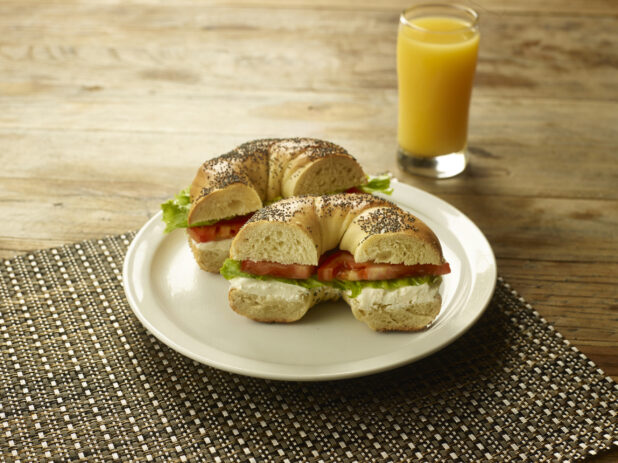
[191,237,232,252]
[229,275,436,309]
[229,277,310,301]
[351,284,438,310]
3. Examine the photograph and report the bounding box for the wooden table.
[1,0,616,459]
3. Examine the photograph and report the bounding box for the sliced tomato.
[317,250,450,281]
[337,262,450,281]
[241,260,316,279]
[187,214,252,243]
[317,250,362,281]
[187,225,217,243]
[345,187,363,194]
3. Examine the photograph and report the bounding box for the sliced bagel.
[225,193,449,331]
[182,138,367,272]
[229,194,394,266]
[188,151,265,225]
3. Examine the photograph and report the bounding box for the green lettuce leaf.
[359,173,393,195]
[161,187,192,233]
[220,259,439,298]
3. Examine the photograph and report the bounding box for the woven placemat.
[0,233,616,462]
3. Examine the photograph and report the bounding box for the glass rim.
[400,3,479,33]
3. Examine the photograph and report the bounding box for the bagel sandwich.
[220,194,451,331]
[161,138,392,272]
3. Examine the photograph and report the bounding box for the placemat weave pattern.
[0,233,616,462]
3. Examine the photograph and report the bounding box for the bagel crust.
[227,193,448,331]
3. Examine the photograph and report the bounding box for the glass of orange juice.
[397,3,480,178]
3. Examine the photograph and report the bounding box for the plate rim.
[123,181,497,381]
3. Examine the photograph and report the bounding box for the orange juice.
[397,13,479,158]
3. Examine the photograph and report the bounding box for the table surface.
[1,0,616,459]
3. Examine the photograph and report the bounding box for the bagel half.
[162,138,376,273]
[188,138,366,225]
[222,194,450,331]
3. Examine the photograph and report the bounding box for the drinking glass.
[397,3,480,178]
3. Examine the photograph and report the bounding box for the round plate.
[123,181,496,381]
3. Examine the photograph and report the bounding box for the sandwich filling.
[160,174,393,237]
[353,284,440,308]
[228,275,440,308]
[229,277,315,301]
[220,250,449,299]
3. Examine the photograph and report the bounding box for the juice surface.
[397,16,479,157]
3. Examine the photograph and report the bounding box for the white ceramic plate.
[123,181,496,381]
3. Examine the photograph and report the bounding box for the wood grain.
[0,0,616,459]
